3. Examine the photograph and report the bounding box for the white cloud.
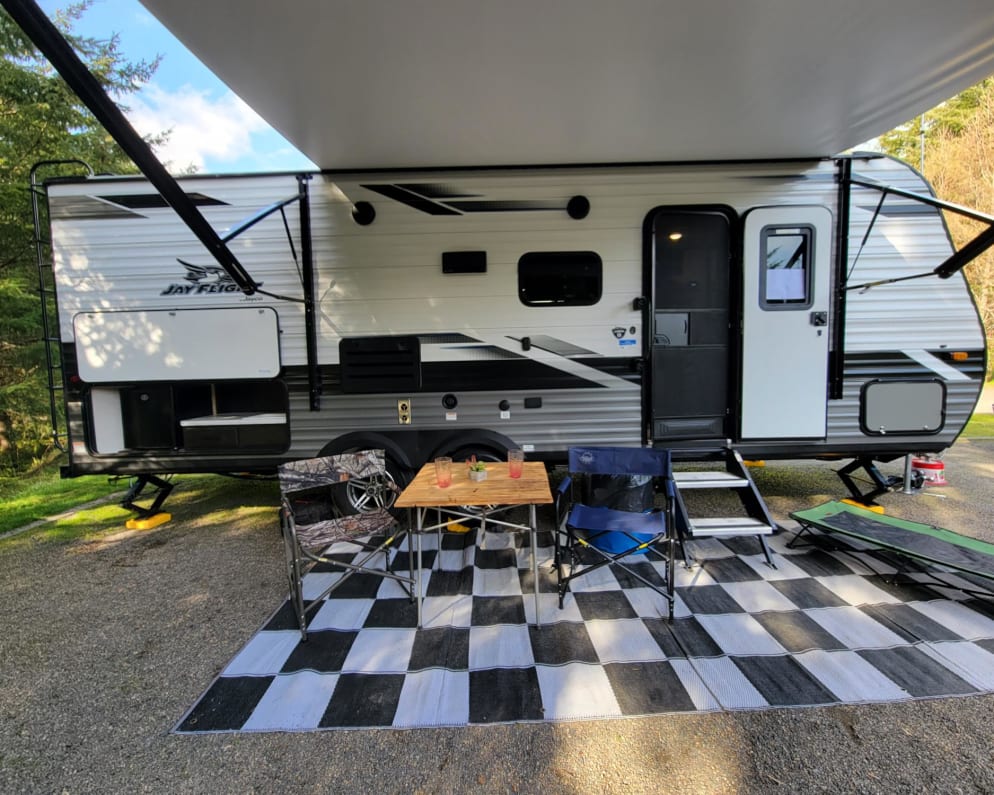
[124,83,272,172]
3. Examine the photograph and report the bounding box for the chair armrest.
[555,475,572,527]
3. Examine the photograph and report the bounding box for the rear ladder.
[28,160,93,452]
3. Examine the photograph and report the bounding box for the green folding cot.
[788,500,994,598]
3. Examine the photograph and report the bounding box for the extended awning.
[136,0,994,169]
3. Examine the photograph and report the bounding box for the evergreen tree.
[878,78,993,168]
[0,2,162,470]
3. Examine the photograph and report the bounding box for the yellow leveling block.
[840,499,885,514]
[126,512,172,530]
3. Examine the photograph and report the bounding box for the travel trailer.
[8,0,994,514]
[41,154,987,506]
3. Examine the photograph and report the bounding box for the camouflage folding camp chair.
[279,450,417,640]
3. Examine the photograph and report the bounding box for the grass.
[0,459,280,543]
[962,412,994,438]
[0,460,125,536]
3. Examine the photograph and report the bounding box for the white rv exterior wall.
[830,157,985,447]
[50,174,308,359]
[310,162,841,360]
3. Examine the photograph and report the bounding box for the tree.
[916,83,994,378]
[0,2,162,471]
[878,78,993,169]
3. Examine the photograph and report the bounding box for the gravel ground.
[2,440,993,794]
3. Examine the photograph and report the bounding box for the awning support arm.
[220,195,300,244]
[2,0,261,295]
[847,177,994,289]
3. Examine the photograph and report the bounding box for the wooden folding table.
[395,461,553,627]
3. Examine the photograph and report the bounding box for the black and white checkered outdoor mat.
[175,527,994,733]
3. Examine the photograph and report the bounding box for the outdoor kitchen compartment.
[179,412,288,451]
[177,379,289,452]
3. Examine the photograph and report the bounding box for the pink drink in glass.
[508,449,524,479]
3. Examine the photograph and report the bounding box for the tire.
[322,448,409,516]
[448,445,505,466]
[447,445,506,515]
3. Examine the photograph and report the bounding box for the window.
[760,225,814,309]
[653,211,730,310]
[518,251,602,306]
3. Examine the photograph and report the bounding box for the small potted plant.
[466,455,488,482]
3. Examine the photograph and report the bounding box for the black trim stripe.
[360,184,567,216]
[417,333,481,344]
[843,350,984,380]
[447,200,563,213]
[99,193,228,209]
[361,184,461,215]
[524,336,596,357]
[422,360,605,391]
[854,204,938,218]
[396,183,478,199]
[308,361,615,392]
[49,196,138,219]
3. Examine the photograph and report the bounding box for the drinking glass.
[508,449,524,478]
[434,456,453,487]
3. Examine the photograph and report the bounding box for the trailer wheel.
[448,445,504,466]
[319,445,409,516]
[336,466,400,516]
[447,445,505,514]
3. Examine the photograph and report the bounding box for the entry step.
[673,471,750,489]
[686,517,773,538]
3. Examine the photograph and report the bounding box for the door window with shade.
[760,225,814,309]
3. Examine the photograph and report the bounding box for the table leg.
[406,508,413,580]
[530,503,540,628]
[435,507,441,566]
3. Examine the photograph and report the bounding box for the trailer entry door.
[741,206,832,439]
[648,208,734,441]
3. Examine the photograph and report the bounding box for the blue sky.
[38,0,316,174]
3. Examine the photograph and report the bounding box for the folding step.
[669,445,777,567]
[686,516,773,538]
[673,471,749,489]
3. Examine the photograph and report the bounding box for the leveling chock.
[119,474,175,529]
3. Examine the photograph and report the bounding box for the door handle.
[810,311,828,327]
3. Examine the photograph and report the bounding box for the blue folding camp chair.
[554,446,676,620]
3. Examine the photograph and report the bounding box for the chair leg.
[676,523,694,568]
[667,533,676,623]
[282,525,308,642]
[553,517,563,606]
[557,525,582,609]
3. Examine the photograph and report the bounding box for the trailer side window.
[518,251,602,306]
[760,225,814,309]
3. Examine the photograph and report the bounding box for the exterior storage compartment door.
[741,206,832,439]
